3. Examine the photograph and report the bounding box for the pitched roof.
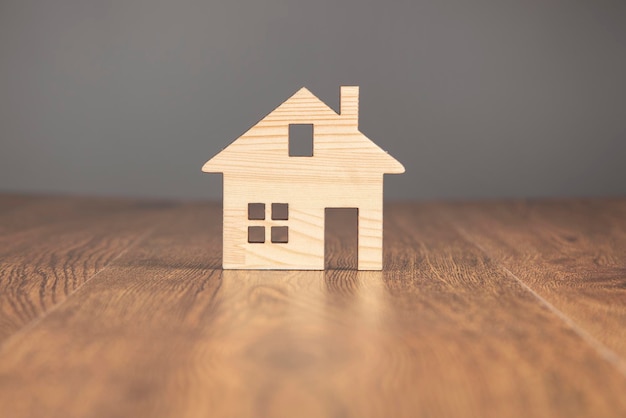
[203,87,405,174]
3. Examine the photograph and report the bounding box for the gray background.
[1,0,625,200]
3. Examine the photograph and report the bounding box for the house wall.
[222,173,383,270]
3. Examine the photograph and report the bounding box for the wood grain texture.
[442,199,626,363]
[202,86,404,270]
[0,196,174,344]
[0,196,625,418]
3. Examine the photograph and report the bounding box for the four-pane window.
[247,203,289,243]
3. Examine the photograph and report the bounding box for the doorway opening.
[324,208,358,270]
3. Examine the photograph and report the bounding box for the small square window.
[271,226,288,243]
[248,226,265,243]
[289,124,313,157]
[248,203,265,220]
[271,203,289,220]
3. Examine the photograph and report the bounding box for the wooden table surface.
[0,194,625,418]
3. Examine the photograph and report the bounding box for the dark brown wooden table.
[0,194,625,418]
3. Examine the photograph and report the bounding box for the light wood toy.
[202,86,405,270]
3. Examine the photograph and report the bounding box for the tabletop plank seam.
[452,222,626,378]
[0,224,160,353]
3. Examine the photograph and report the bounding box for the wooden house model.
[202,86,404,270]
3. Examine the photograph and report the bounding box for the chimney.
[340,86,359,125]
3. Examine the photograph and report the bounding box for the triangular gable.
[203,87,404,174]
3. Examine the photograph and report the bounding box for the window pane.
[248,226,265,243]
[289,124,313,157]
[248,203,265,220]
[271,203,289,220]
[271,226,288,243]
